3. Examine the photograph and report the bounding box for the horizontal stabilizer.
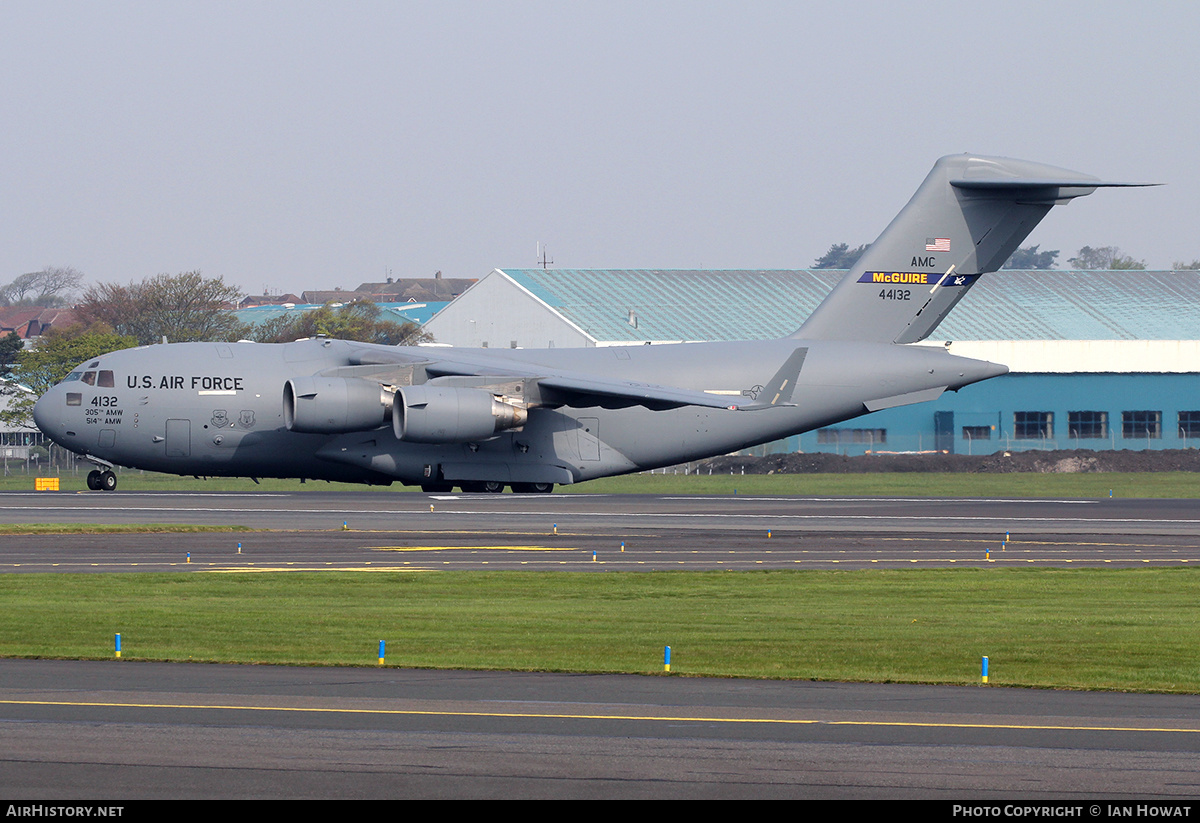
[950,178,1158,205]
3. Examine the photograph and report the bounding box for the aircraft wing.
[345,345,755,411]
[425,358,748,411]
[530,374,743,411]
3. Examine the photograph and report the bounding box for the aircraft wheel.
[86,470,102,491]
[460,481,502,493]
[460,481,504,493]
[512,482,553,494]
[100,471,117,491]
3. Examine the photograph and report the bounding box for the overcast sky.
[1,1,1196,296]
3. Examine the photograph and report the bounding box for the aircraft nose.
[32,389,54,434]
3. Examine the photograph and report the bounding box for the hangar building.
[424,268,1200,455]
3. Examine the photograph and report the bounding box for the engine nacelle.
[283,376,392,434]
[393,385,527,443]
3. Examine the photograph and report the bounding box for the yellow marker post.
[981,656,989,684]
[664,645,671,672]
[115,633,121,659]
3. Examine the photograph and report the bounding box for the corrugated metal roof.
[498,269,1200,342]
[939,271,1200,340]
[500,269,841,341]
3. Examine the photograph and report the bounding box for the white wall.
[423,270,594,349]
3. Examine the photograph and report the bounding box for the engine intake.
[393,385,527,443]
[284,377,392,434]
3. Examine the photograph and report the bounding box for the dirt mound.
[700,449,1200,474]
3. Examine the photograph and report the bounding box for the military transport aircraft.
[33,154,1150,492]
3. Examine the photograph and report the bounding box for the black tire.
[86,470,102,491]
[460,481,504,493]
[100,471,117,491]
[512,482,553,494]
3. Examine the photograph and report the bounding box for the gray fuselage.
[33,336,1003,488]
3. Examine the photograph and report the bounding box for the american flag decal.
[926,237,951,252]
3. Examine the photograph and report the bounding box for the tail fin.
[794,154,1154,344]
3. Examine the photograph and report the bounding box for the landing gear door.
[576,417,600,462]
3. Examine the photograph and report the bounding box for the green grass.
[4,569,1200,692]
[5,469,1200,497]
[571,472,1200,498]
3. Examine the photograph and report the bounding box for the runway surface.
[4,658,1200,800]
[1,489,1199,571]
[4,489,1200,799]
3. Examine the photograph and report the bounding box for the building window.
[1122,410,1161,439]
[1068,411,1108,439]
[1014,411,1053,439]
[817,428,886,444]
[1180,412,1200,439]
[962,426,991,440]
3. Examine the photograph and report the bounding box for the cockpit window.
[81,371,96,386]
[63,371,82,382]
[98,370,114,387]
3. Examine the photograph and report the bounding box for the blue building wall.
[754,373,1200,456]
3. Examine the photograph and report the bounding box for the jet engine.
[393,385,527,443]
[283,376,393,434]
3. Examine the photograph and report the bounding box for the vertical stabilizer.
[794,154,1149,343]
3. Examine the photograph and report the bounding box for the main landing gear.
[511,482,554,494]
[420,481,555,494]
[86,470,118,491]
[460,480,505,494]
